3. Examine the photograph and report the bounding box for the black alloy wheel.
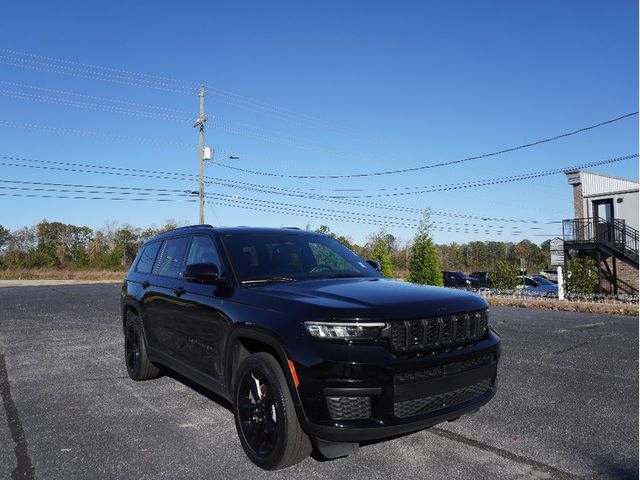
[237,370,279,457]
[124,314,160,381]
[125,322,141,373]
[233,353,311,470]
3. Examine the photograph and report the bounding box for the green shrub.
[408,212,443,286]
[371,236,395,277]
[565,257,597,295]
[489,261,520,290]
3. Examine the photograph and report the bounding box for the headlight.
[303,321,387,340]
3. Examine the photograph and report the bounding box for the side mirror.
[184,263,226,285]
[366,259,382,272]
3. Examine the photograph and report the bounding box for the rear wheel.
[233,352,311,470]
[124,313,160,381]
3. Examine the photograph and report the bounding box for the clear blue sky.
[0,0,637,245]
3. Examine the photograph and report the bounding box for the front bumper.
[291,330,500,443]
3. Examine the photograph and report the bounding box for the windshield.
[532,276,555,285]
[221,233,381,283]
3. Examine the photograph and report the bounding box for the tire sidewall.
[124,315,143,379]
[233,355,290,470]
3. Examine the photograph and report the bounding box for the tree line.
[0,217,552,279]
[315,226,551,277]
[0,220,182,270]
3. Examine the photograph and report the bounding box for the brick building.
[563,170,639,295]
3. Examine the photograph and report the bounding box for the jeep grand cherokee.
[121,225,500,470]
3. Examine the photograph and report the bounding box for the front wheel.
[233,352,311,470]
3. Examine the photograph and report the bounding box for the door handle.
[141,280,150,289]
[174,286,186,297]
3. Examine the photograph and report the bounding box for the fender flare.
[224,326,305,414]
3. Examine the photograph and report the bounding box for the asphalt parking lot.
[0,284,637,479]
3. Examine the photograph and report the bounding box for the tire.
[233,352,312,470]
[124,312,160,381]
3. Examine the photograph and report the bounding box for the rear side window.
[136,241,161,274]
[153,237,190,277]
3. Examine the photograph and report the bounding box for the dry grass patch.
[0,268,126,281]
[488,297,638,316]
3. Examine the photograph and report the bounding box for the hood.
[242,277,488,319]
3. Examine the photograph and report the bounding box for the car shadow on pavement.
[160,367,357,465]
[161,368,233,413]
[592,456,639,479]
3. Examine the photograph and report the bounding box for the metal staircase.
[563,217,639,269]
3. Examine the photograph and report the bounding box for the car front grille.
[394,378,492,418]
[326,396,372,421]
[389,311,488,352]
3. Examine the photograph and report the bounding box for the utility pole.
[193,84,208,224]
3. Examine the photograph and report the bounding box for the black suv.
[442,271,474,289]
[121,226,500,470]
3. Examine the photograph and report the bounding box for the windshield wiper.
[241,276,297,285]
[326,273,364,278]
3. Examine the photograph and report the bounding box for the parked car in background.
[539,269,558,284]
[442,271,474,288]
[522,276,558,297]
[469,271,490,288]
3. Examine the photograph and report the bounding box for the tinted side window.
[186,236,221,268]
[153,237,190,277]
[136,241,161,274]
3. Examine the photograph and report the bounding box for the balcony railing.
[562,217,639,260]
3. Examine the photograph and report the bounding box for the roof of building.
[566,170,639,196]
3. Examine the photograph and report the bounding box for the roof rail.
[166,224,214,232]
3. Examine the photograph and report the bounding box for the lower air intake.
[326,396,372,421]
[394,378,492,418]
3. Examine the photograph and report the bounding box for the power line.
[0,178,534,231]
[0,155,559,223]
[0,185,510,234]
[0,120,195,148]
[3,83,633,184]
[3,49,636,169]
[202,192,524,230]
[323,154,638,198]
[0,179,524,235]
[0,58,195,95]
[0,84,354,151]
[0,159,195,182]
[0,179,190,194]
[3,51,636,177]
[0,191,195,202]
[214,112,639,178]
[0,89,192,122]
[0,54,196,93]
[204,196,524,235]
[0,155,556,223]
[0,48,198,87]
[0,170,558,236]
[0,80,194,114]
[0,48,360,136]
